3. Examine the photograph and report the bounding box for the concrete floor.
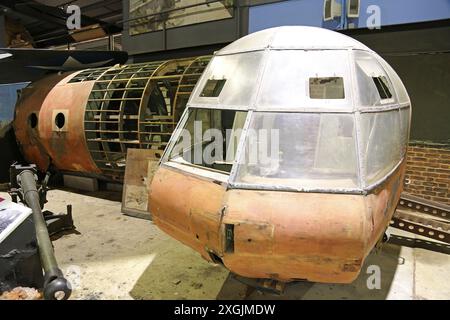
[1,188,448,300]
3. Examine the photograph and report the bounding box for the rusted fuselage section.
[13,57,210,180]
[13,73,71,172]
[149,162,406,283]
[14,72,99,174]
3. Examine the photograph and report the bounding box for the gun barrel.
[17,170,71,300]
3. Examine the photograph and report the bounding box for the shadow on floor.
[129,239,231,300]
[216,244,403,300]
[52,186,123,202]
[129,241,404,300]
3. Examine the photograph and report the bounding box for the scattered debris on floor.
[0,287,42,300]
[1,189,447,300]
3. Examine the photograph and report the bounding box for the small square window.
[372,76,393,99]
[348,0,360,18]
[324,0,332,21]
[309,77,345,99]
[200,79,226,97]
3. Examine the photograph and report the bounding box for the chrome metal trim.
[160,164,228,188]
[163,161,229,185]
[227,158,406,195]
[188,103,257,111]
[228,110,253,184]
[227,182,365,195]
[363,158,405,191]
[216,47,372,57]
[348,49,365,189]
[187,104,408,114]
[358,104,404,113]
[160,107,190,165]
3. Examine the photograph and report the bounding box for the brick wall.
[404,141,450,205]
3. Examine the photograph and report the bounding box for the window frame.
[162,107,409,194]
[229,110,363,194]
[359,108,403,187]
[309,76,346,100]
[161,107,251,183]
[353,50,397,107]
[200,79,227,98]
[372,75,393,100]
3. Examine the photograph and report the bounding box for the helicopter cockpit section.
[150,26,411,283]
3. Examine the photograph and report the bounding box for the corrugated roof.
[0,0,122,48]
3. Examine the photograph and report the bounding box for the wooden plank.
[121,148,163,220]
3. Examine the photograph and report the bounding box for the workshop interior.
[0,0,448,301]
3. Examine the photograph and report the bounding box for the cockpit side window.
[167,108,247,174]
[360,110,402,186]
[372,76,393,100]
[354,50,396,106]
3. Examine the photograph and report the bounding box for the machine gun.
[8,164,73,300]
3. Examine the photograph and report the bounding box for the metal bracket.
[232,274,287,296]
[43,205,75,237]
[9,164,75,237]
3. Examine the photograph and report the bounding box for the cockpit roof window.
[309,77,345,99]
[200,79,226,98]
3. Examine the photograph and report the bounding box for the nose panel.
[221,190,370,283]
[149,166,227,260]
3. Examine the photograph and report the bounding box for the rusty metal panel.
[39,77,99,174]
[121,148,163,219]
[221,189,368,283]
[13,73,71,172]
[148,163,406,284]
[150,166,227,261]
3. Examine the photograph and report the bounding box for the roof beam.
[80,0,122,12]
